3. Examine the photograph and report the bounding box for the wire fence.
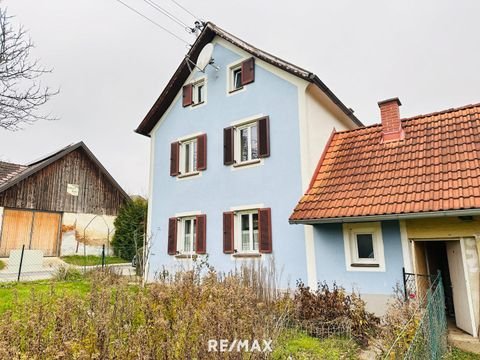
[386,270,448,359]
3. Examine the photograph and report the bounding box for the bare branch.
[0,8,58,131]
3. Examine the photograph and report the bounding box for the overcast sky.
[0,0,479,195]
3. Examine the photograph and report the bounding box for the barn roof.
[290,102,480,223]
[0,142,129,200]
[135,22,362,136]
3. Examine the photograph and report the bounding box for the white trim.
[229,113,265,127]
[144,127,157,283]
[343,222,386,272]
[174,210,201,218]
[177,216,197,255]
[229,204,264,212]
[460,237,478,337]
[189,76,207,109]
[226,57,247,96]
[176,131,203,143]
[234,209,260,254]
[304,225,317,289]
[231,159,264,171]
[400,220,413,273]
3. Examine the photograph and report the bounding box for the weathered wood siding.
[0,148,126,215]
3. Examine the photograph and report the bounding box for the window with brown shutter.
[223,127,234,165]
[196,134,207,171]
[223,212,234,253]
[258,208,272,253]
[241,57,255,86]
[167,217,178,255]
[170,142,180,176]
[196,214,207,254]
[257,117,270,158]
[182,84,193,107]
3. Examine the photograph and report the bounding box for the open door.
[412,241,428,300]
[447,240,477,336]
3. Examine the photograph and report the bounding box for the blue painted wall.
[148,41,307,286]
[313,220,404,295]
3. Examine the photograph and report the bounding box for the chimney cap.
[378,97,402,107]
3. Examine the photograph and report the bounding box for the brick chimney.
[378,97,404,142]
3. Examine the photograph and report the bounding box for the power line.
[113,0,190,45]
[142,0,192,31]
[167,0,203,23]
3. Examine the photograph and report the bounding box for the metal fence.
[386,270,448,359]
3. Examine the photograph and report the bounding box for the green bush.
[111,197,147,261]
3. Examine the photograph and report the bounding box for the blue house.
[135,23,362,288]
[291,99,480,334]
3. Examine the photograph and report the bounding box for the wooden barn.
[0,142,129,257]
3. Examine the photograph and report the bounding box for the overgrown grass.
[0,279,91,314]
[0,260,5,271]
[273,329,359,359]
[61,255,129,266]
[446,347,480,359]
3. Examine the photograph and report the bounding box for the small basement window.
[343,223,385,271]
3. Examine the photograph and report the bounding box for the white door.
[447,240,476,336]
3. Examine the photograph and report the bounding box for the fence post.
[17,244,25,282]
[402,267,408,301]
[102,244,105,269]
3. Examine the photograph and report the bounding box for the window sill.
[191,101,205,108]
[350,263,379,268]
[232,253,261,258]
[178,171,200,179]
[175,253,200,259]
[229,87,244,94]
[233,159,261,168]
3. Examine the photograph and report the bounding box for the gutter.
[289,208,480,224]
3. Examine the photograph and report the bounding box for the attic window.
[228,57,255,93]
[192,79,205,105]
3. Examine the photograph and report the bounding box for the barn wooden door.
[0,209,61,257]
[30,212,61,256]
[0,209,34,257]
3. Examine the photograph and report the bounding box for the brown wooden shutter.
[257,116,270,158]
[258,208,272,253]
[241,57,255,85]
[195,214,206,254]
[170,141,180,176]
[223,212,235,254]
[167,217,177,255]
[182,84,193,107]
[196,134,207,171]
[223,127,234,165]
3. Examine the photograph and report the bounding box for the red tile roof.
[290,103,480,222]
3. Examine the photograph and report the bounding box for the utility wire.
[167,0,203,23]
[113,0,190,45]
[143,0,191,31]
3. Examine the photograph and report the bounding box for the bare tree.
[0,8,57,131]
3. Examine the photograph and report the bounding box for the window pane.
[241,214,250,251]
[184,220,191,252]
[240,128,249,162]
[192,141,197,172]
[197,85,203,103]
[192,219,197,252]
[184,143,190,173]
[252,213,259,250]
[250,124,258,160]
[357,234,374,259]
[233,69,242,89]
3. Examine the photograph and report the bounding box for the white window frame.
[177,216,197,255]
[234,121,259,165]
[233,208,260,254]
[226,59,247,95]
[343,222,385,272]
[191,77,206,107]
[179,137,198,176]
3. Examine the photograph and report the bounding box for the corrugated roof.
[290,103,480,223]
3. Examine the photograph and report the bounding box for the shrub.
[0,260,4,271]
[293,281,379,346]
[111,197,147,261]
[53,265,84,281]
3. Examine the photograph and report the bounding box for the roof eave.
[289,208,480,224]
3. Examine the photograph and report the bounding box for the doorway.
[412,239,479,337]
